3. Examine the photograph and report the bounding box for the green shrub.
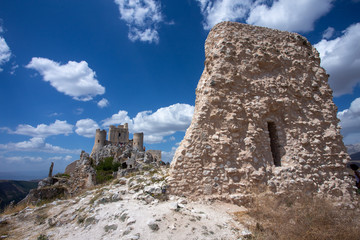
[95,170,114,184]
[141,164,153,171]
[37,234,48,240]
[95,157,119,184]
[96,157,120,172]
[54,173,70,178]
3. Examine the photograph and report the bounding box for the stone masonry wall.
[169,22,355,206]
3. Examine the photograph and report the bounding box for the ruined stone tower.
[133,132,144,151]
[92,129,107,153]
[109,124,129,145]
[169,22,354,204]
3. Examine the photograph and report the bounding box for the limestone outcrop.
[169,22,355,205]
[3,166,251,240]
[66,151,96,194]
[22,152,96,204]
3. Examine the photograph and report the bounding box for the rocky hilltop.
[0,166,252,240]
[169,22,355,206]
[21,139,164,206]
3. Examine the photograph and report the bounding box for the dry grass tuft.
[235,194,360,240]
[1,202,34,216]
[0,219,11,237]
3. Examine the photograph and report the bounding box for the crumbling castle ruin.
[27,124,164,199]
[92,124,143,154]
[90,124,161,168]
[169,22,355,205]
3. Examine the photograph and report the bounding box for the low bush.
[95,157,120,184]
[54,173,70,178]
[96,157,120,172]
[37,234,48,240]
[1,202,32,216]
[95,170,114,184]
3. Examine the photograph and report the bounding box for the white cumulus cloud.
[0,37,11,71]
[338,97,360,145]
[97,98,109,108]
[75,119,100,138]
[102,110,133,128]
[196,0,252,30]
[114,0,163,43]
[101,103,194,144]
[0,137,80,154]
[26,57,105,101]
[4,156,43,163]
[322,26,335,39]
[247,0,333,32]
[196,0,333,33]
[132,103,194,143]
[315,23,360,97]
[4,120,73,138]
[48,155,73,161]
[74,108,84,115]
[162,145,178,163]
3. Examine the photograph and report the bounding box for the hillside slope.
[0,167,249,240]
[1,165,359,240]
[0,180,38,211]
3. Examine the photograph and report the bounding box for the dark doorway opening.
[267,122,281,166]
[122,162,127,169]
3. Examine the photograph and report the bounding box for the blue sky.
[0,0,359,180]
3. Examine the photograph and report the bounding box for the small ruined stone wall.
[169,22,354,205]
[64,160,79,175]
[146,150,162,162]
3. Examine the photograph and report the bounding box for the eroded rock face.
[169,22,354,205]
[67,151,96,194]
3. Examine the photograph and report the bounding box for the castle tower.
[133,132,144,151]
[109,124,129,145]
[91,129,107,154]
[169,22,354,204]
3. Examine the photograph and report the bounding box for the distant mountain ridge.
[0,180,38,211]
[346,143,360,155]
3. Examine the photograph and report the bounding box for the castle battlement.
[109,123,128,129]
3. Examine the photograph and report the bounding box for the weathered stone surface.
[169,22,354,205]
[66,151,96,194]
[4,166,268,240]
[64,160,79,175]
[147,219,159,231]
[146,150,162,162]
[25,186,67,203]
[37,177,55,189]
[104,224,118,232]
